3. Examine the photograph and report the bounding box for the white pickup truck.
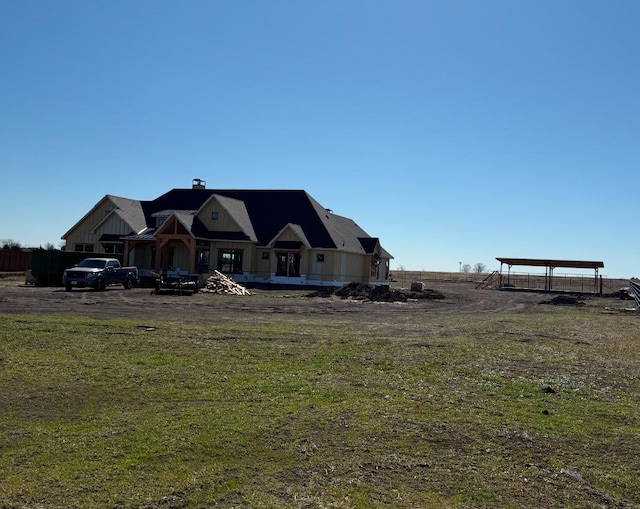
[62,258,139,291]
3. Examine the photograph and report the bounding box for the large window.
[75,244,94,252]
[196,248,210,273]
[276,252,300,277]
[218,249,243,274]
[371,253,382,278]
[103,243,124,254]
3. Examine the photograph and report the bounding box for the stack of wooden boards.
[201,270,251,295]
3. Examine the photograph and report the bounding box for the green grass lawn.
[0,310,639,508]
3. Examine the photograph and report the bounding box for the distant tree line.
[461,262,487,274]
[1,239,60,250]
[392,262,489,274]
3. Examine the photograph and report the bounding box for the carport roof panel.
[496,258,604,269]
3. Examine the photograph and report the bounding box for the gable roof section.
[222,190,335,247]
[90,196,147,234]
[266,223,312,249]
[357,237,393,260]
[108,196,147,233]
[190,213,251,241]
[199,194,258,242]
[154,210,204,237]
[172,211,197,235]
[358,237,379,254]
[319,209,372,253]
[153,210,252,242]
[62,195,145,239]
[154,212,193,236]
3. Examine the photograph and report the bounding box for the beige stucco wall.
[262,223,386,283]
[254,248,271,278]
[198,198,242,232]
[306,250,332,282]
[93,215,136,239]
[210,242,254,272]
[129,245,153,268]
[325,251,362,283]
[276,228,301,242]
[170,243,191,270]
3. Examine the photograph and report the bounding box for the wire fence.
[390,270,629,295]
[498,272,600,293]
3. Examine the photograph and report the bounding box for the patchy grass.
[0,310,639,508]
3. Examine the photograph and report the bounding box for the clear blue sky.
[1,1,638,278]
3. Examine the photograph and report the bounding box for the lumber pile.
[201,270,251,295]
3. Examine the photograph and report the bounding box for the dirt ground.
[0,273,632,321]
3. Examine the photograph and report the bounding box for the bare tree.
[1,239,21,249]
[473,262,487,274]
[461,264,471,274]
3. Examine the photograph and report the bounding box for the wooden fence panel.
[0,250,32,271]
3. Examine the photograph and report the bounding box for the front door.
[276,252,300,277]
[196,248,210,273]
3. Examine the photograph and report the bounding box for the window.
[262,252,270,260]
[276,252,300,277]
[103,243,124,254]
[316,254,324,262]
[75,244,94,252]
[211,211,219,220]
[196,249,210,273]
[218,249,243,274]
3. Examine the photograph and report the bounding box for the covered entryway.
[276,252,300,277]
[156,215,196,274]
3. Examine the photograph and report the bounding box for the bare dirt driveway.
[0,275,626,322]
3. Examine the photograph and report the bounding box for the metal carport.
[496,258,604,293]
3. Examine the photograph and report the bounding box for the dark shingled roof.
[113,188,392,257]
[144,189,337,248]
[108,195,147,233]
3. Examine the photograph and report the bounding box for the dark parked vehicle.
[62,258,139,291]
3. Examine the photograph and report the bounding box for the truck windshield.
[77,259,108,268]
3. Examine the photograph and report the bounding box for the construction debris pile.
[540,295,585,306]
[201,271,251,295]
[308,282,445,302]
